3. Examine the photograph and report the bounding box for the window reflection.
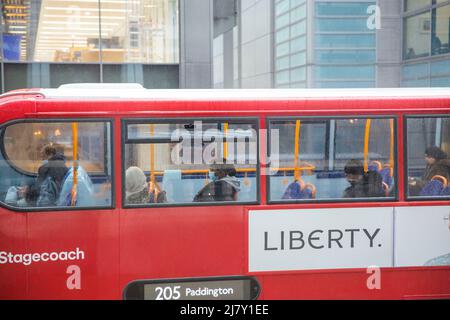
[1,0,179,63]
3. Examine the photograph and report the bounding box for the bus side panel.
[26,211,119,299]
[0,211,28,299]
[256,268,450,299]
[119,206,245,291]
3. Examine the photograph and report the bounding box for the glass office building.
[0,0,181,92]
[213,0,450,88]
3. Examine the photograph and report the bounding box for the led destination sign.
[123,276,260,300]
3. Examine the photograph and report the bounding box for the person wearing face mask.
[193,161,241,202]
[342,159,384,198]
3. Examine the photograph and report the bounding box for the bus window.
[406,116,450,198]
[123,119,258,206]
[268,117,396,202]
[0,121,113,209]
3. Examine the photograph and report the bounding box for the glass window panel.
[276,27,290,44]
[291,0,306,8]
[1,0,179,63]
[402,78,430,86]
[290,51,306,67]
[431,76,450,86]
[276,0,290,16]
[402,63,429,79]
[276,42,290,57]
[276,70,290,84]
[406,117,450,198]
[315,50,376,63]
[291,35,306,52]
[268,118,395,201]
[405,0,431,12]
[315,18,373,32]
[433,5,450,55]
[431,58,450,76]
[124,120,258,205]
[316,2,375,16]
[276,56,290,70]
[1,121,112,208]
[290,66,306,82]
[315,65,375,80]
[290,4,306,23]
[315,34,376,48]
[315,81,376,88]
[276,12,290,29]
[291,20,307,38]
[404,11,432,59]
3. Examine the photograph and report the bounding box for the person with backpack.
[35,144,69,206]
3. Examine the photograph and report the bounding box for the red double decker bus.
[0,84,449,300]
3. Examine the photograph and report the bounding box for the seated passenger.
[125,166,150,205]
[194,162,240,202]
[343,159,384,198]
[409,146,450,196]
[58,165,95,207]
[5,182,39,207]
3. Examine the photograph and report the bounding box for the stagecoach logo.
[0,248,85,266]
[249,207,394,272]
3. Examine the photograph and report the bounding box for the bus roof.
[3,84,449,101]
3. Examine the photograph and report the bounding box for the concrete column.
[179,0,213,88]
[376,0,402,87]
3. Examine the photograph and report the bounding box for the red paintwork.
[0,91,449,300]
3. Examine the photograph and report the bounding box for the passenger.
[5,181,39,207]
[409,146,450,196]
[35,144,69,206]
[125,166,150,205]
[194,161,240,202]
[37,144,69,189]
[343,159,384,198]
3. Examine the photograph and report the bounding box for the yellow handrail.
[223,122,228,160]
[71,122,78,206]
[364,119,371,173]
[147,166,316,176]
[389,119,394,169]
[294,120,301,181]
[149,124,155,193]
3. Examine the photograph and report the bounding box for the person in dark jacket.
[342,159,385,198]
[409,146,450,196]
[194,161,241,202]
[35,144,69,206]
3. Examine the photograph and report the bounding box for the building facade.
[0,0,213,92]
[213,0,450,88]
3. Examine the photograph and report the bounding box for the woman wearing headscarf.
[125,166,150,204]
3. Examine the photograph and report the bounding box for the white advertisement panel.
[395,206,450,267]
[249,207,394,272]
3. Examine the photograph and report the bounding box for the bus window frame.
[121,117,261,209]
[266,115,399,205]
[0,118,116,213]
[404,114,450,202]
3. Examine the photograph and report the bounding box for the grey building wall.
[376,0,402,87]
[180,0,214,88]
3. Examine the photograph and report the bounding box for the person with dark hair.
[194,161,241,202]
[35,143,69,206]
[409,146,450,196]
[342,159,385,198]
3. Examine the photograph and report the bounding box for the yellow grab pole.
[389,119,394,169]
[364,119,372,173]
[223,122,228,161]
[294,120,301,181]
[149,124,155,193]
[71,122,78,206]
